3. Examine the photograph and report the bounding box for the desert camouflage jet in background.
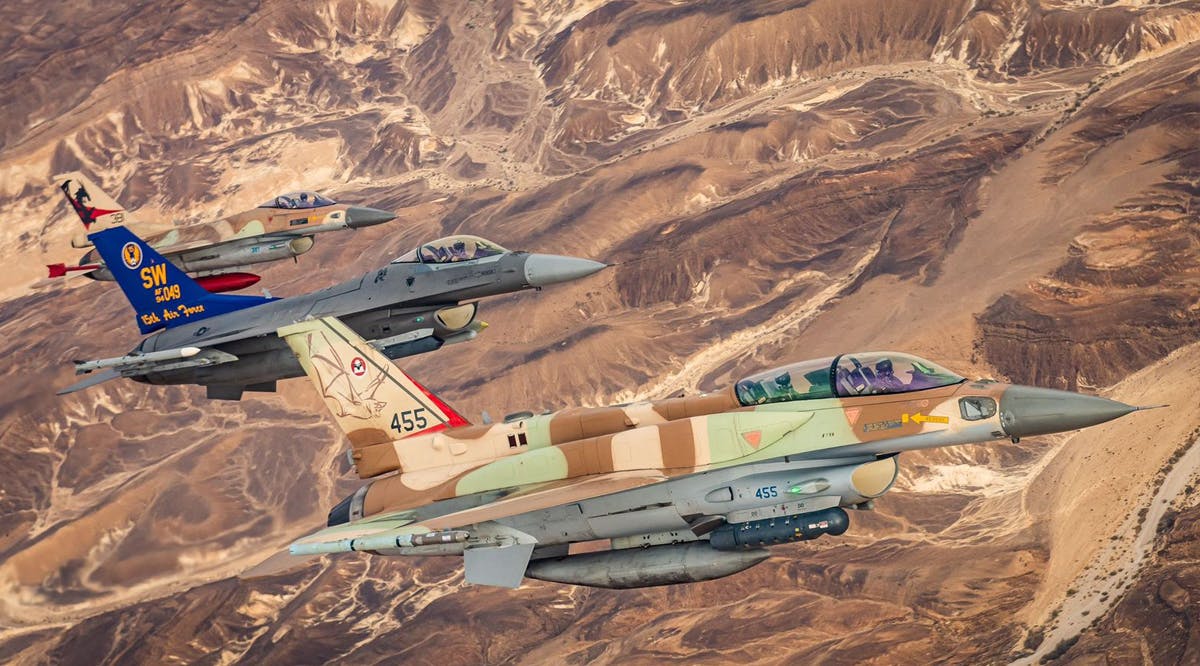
[48,171,396,293]
[60,227,605,400]
[271,317,1152,589]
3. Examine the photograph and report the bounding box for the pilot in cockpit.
[299,192,310,206]
[448,240,470,260]
[874,358,907,392]
[774,372,801,400]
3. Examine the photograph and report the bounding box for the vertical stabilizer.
[279,317,471,449]
[89,226,275,334]
[54,171,127,232]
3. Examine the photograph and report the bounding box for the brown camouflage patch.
[363,473,464,516]
[579,408,637,439]
[549,408,586,443]
[557,435,609,476]
[351,441,403,478]
[437,424,493,440]
[842,384,960,442]
[650,389,739,420]
[657,418,697,470]
[347,427,392,448]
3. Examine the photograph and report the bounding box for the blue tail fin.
[89,226,277,334]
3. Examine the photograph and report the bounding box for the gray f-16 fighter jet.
[269,317,1153,589]
[61,227,605,400]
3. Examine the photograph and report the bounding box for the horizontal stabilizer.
[56,368,121,395]
[240,548,323,580]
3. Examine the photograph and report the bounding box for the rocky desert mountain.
[0,1,1197,663]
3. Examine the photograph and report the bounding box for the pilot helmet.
[876,358,895,374]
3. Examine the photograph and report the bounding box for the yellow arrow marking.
[902,413,949,425]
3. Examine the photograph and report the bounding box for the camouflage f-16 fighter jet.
[48,171,396,293]
[60,226,604,400]
[273,317,1152,589]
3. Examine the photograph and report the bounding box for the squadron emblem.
[350,356,367,377]
[120,241,142,270]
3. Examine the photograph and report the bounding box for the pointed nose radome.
[345,206,397,228]
[999,385,1137,438]
[523,254,607,287]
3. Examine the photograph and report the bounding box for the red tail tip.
[47,263,67,278]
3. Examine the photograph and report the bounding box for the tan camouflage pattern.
[280,318,1014,551]
[55,171,373,271]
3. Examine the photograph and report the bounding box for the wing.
[288,471,667,587]
[290,470,667,556]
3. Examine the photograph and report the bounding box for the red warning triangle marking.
[742,430,762,448]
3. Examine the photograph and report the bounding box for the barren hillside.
[0,1,1197,664]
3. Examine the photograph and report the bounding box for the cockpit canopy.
[391,235,509,264]
[260,191,336,209]
[735,352,964,406]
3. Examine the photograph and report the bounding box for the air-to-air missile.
[266,317,1154,589]
[47,171,397,293]
[60,226,605,401]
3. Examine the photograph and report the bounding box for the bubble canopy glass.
[392,235,509,264]
[734,352,964,406]
[260,191,336,209]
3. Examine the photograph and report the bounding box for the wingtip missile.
[47,263,101,278]
[74,346,204,374]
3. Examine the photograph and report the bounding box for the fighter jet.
[48,171,396,293]
[60,227,605,400]
[271,317,1153,589]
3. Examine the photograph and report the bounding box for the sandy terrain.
[0,1,1197,663]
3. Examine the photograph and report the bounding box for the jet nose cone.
[345,206,396,228]
[999,385,1137,438]
[523,254,607,287]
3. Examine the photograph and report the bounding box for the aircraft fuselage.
[312,351,1138,588]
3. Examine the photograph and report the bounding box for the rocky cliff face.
[0,1,1197,663]
[1057,501,1200,665]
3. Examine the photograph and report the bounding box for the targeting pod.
[709,507,849,550]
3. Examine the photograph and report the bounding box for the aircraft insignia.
[60,178,120,229]
[121,242,142,270]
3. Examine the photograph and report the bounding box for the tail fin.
[279,317,470,450]
[54,172,127,232]
[89,226,276,334]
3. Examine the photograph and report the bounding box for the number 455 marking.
[391,408,429,433]
[754,485,778,499]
